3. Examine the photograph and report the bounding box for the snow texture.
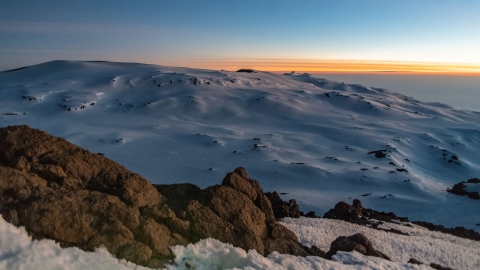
[0,216,149,270]
[281,217,480,269]
[1,215,436,270]
[0,60,479,269]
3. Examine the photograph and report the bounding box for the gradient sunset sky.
[1,0,479,74]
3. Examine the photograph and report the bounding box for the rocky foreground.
[0,125,475,269]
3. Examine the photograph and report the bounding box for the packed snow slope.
[1,61,479,230]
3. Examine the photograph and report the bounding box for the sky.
[1,0,480,73]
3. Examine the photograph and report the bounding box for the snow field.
[281,217,480,269]
[1,215,434,270]
[1,61,479,229]
[1,60,480,268]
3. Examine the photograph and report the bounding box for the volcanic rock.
[324,233,391,260]
[0,125,312,267]
[447,178,480,200]
[323,199,480,241]
[265,191,303,218]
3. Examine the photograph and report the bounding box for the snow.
[0,215,434,270]
[4,214,476,269]
[0,215,149,270]
[281,217,480,269]
[464,183,480,193]
[0,60,479,268]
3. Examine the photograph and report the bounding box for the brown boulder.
[222,167,259,201]
[0,125,161,207]
[117,242,153,265]
[323,200,362,221]
[206,185,268,239]
[0,125,316,268]
[325,233,391,260]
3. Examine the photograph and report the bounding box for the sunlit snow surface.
[0,60,479,232]
[7,215,477,270]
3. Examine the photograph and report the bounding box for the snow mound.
[1,60,480,231]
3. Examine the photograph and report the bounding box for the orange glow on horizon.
[159,58,480,76]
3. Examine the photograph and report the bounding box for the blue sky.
[1,0,479,71]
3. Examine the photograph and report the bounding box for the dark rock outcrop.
[447,178,480,200]
[324,233,391,260]
[367,150,387,158]
[429,263,456,270]
[264,191,303,218]
[408,258,424,265]
[411,221,480,241]
[0,125,312,267]
[323,199,480,241]
[237,69,256,73]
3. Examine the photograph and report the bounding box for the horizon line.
[157,58,480,76]
[3,59,480,76]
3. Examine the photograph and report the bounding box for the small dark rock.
[429,263,455,270]
[407,258,423,265]
[367,150,387,158]
[237,69,256,73]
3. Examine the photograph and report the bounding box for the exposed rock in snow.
[0,125,313,267]
[325,233,391,260]
[447,178,480,200]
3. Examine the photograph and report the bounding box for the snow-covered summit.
[1,60,479,231]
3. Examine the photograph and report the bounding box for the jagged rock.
[323,200,363,222]
[0,125,313,268]
[447,178,480,200]
[304,211,318,218]
[323,198,480,241]
[323,199,409,225]
[325,233,391,260]
[154,183,203,211]
[265,191,302,218]
[222,167,259,201]
[222,167,276,224]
